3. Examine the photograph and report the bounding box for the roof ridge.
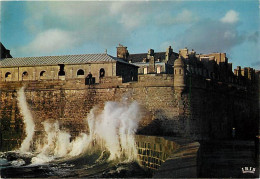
[129,53,147,55]
[2,53,109,60]
[0,53,120,67]
[129,51,166,55]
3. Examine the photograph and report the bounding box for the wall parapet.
[135,135,180,170]
[135,135,200,177]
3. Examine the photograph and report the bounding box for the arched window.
[179,69,182,74]
[5,72,11,79]
[40,71,47,80]
[40,71,46,77]
[77,69,84,76]
[22,71,28,77]
[22,71,29,80]
[99,68,105,78]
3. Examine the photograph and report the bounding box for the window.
[85,73,95,85]
[22,71,28,80]
[39,71,47,80]
[77,69,84,76]
[179,69,182,74]
[130,70,134,81]
[40,71,46,76]
[58,64,65,76]
[144,67,147,74]
[5,72,11,79]
[58,71,65,76]
[22,71,28,77]
[99,68,105,78]
[157,66,161,74]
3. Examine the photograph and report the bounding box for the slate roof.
[0,53,134,67]
[128,52,178,64]
[133,62,167,66]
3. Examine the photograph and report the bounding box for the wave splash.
[17,87,35,153]
[17,87,142,165]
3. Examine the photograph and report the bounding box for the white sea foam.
[11,159,25,167]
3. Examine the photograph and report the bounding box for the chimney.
[236,66,241,76]
[116,44,129,61]
[149,56,155,73]
[179,47,189,59]
[147,49,154,59]
[165,46,173,63]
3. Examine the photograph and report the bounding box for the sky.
[0,0,259,70]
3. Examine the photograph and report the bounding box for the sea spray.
[87,100,142,161]
[17,87,35,152]
[32,120,90,164]
[31,99,142,164]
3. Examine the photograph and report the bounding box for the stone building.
[174,47,257,86]
[0,46,138,83]
[116,43,258,87]
[116,45,178,75]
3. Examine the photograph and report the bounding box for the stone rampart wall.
[0,74,258,150]
[0,75,178,150]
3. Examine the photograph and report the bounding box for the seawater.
[0,150,147,178]
[0,88,148,178]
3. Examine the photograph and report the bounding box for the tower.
[174,55,186,92]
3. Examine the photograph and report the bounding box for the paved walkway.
[198,140,259,178]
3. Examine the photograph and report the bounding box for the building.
[0,43,138,83]
[116,44,178,75]
[0,43,12,59]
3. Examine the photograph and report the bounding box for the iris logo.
[241,167,256,174]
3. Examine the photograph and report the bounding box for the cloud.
[251,61,260,68]
[21,2,155,54]
[247,31,259,43]
[220,10,239,24]
[174,19,245,54]
[157,9,198,25]
[20,29,78,56]
[20,1,181,56]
